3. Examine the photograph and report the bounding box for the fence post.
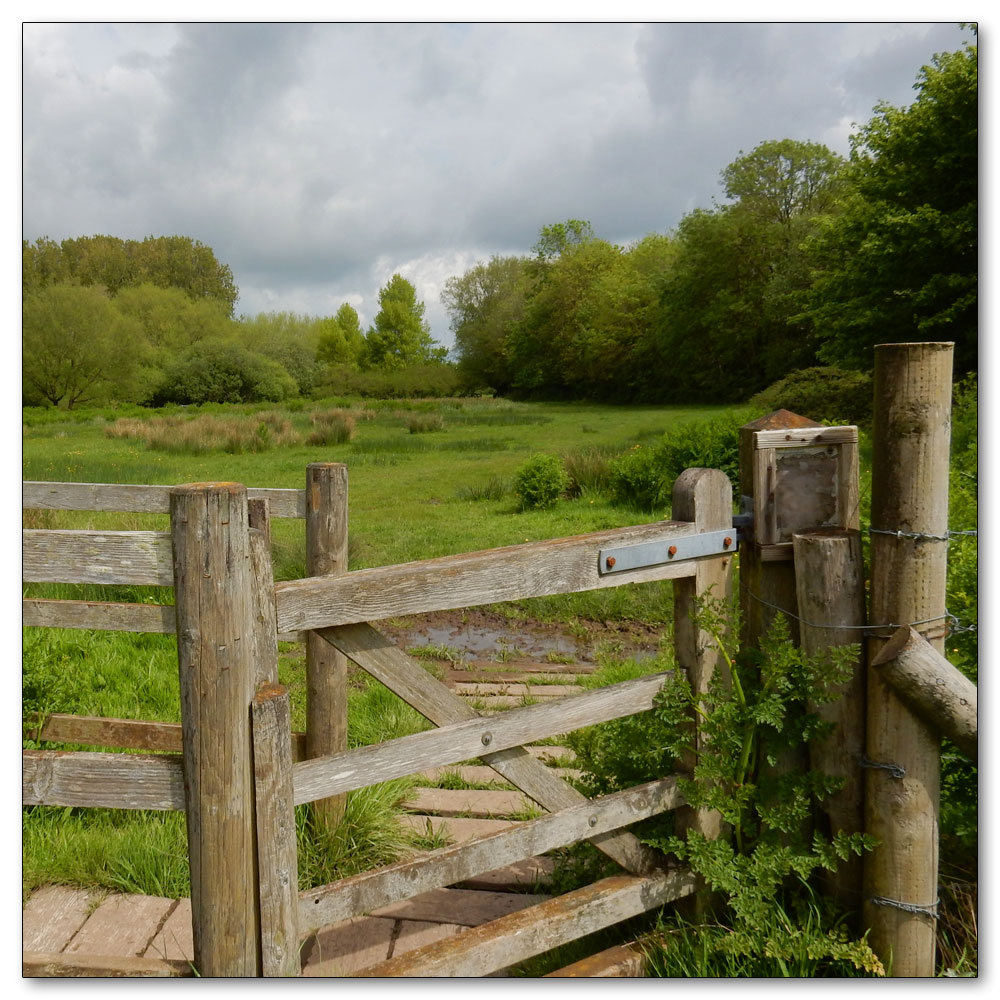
[864,341,953,977]
[252,682,301,977]
[171,482,261,977]
[672,467,734,846]
[792,528,867,913]
[305,463,350,831]
[738,409,822,648]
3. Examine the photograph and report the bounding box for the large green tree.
[316,303,365,367]
[654,139,848,402]
[362,274,445,370]
[22,283,146,408]
[805,38,977,373]
[442,255,529,393]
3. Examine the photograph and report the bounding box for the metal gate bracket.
[599,528,736,575]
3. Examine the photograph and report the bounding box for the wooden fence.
[23,462,735,976]
[21,342,976,977]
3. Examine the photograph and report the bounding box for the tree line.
[444,38,976,401]
[22,36,976,409]
[22,235,450,407]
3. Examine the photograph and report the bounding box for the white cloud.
[22,20,971,347]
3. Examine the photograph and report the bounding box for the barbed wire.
[868,527,978,542]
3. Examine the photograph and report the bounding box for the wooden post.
[864,341,953,977]
[252,682,301,977]
[672,467,734,845]
[871,626,976,762]
[171,483,261,977]
[248,498,280,688]
[305,463,350,831]
[738,410,823,648]
[792,529,867,912]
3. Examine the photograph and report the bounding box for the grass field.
[22,395,739,900]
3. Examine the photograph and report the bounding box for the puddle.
[386,611,663,665]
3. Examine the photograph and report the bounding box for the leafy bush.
[315,362,463,399]
[654,409,753,492]
[149,339,297,405]
[749,367,873,426]
[607,445,666,511]
[567,600,881,976]
[513,453,570,510]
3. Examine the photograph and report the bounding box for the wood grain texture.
[26,712,309,759]
[290,669,667,804]
[170,483,260,977]
[793,529,867,911]
[23,529,174,585]
[251,683,301,977]
[305,463,350,831]
[22,598,176,633]
[298,777,683,934]
[23,480,304,517]
[275,518,702,632]
[22,885,100,953]
[23,952,195,978]
[753,426,858,449]
[672,468,733,848]
[316,622,665,873]
[22,749,184,809]
[871,626,977,761]
[357,870,697,977]
[545,941,647,977]
[865,342,953,977]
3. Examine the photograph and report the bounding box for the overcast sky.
[22,18,972,350]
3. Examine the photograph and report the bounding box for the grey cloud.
[22,21,970,345]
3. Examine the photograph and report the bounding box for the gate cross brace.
[316,622,664,876]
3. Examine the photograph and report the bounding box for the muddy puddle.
[379,608,664,665]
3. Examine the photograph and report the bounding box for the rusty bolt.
[723,537,733,549]
[667,545,677,558]
[605,556,616,570]
[481,732,492,746]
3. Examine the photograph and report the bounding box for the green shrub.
[563,446,617,498]
[513,453,570,510]
[654,409,752,491]
[607,446,666,511]
[749,368,873,426]
[149,339,298,405]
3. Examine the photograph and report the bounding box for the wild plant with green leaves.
[568,597,882,976]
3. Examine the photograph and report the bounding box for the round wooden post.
[672,467,734,845]
[171,483,261,977]
[865,341,953,977]
[305,463,350,831]
[793,529,867,914]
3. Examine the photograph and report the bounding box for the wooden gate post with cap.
[864,341,954,977]
[170,482,262,977]
[305,462,350,831]
[672,468,734,845]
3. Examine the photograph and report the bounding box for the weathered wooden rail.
[23,463,734,976]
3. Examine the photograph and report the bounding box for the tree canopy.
[23,234,238,315]
[805,39,978,373]
[362,274,446,370]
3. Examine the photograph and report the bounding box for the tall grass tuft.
[105,413,301,454]
[307,408,356,446]
[407,412,445,434]
[562,445,618,498]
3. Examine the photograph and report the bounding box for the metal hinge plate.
[599,528,737,575]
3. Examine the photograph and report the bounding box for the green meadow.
[22,396,736,899]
